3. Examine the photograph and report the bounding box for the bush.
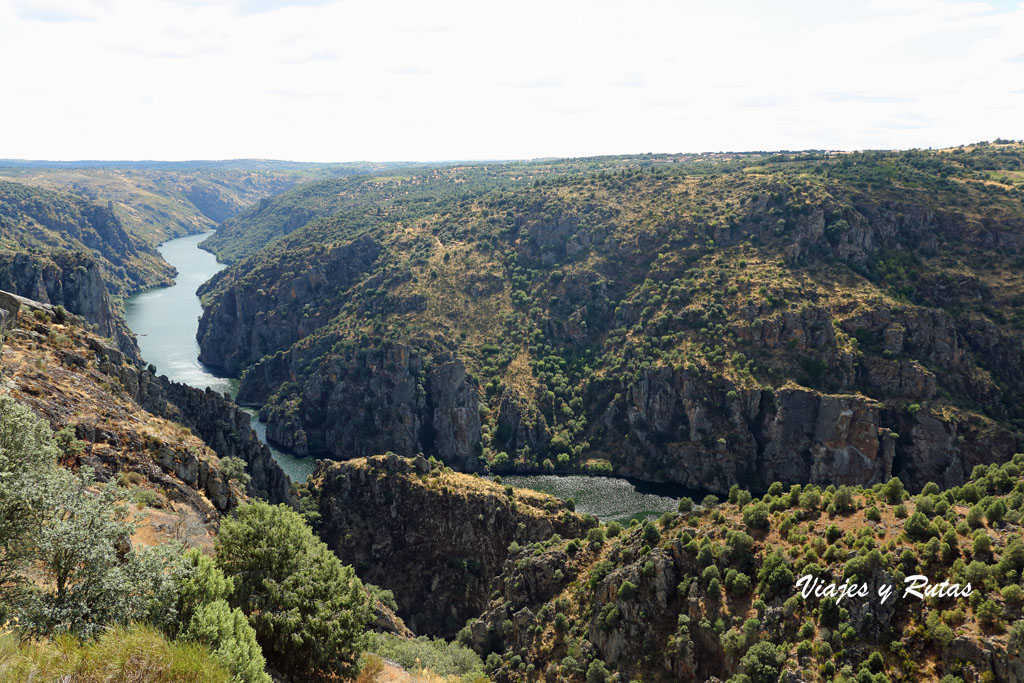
[219,457,252,488]
[617,580,638,601]
[586,659,610,683]
[883,477,905,504]
[976,599,1003,628]
[833,486,856,514]
[742,501,770,530]
[728,572,752,596]
[0,393,61,602]
[904,511,937,541]
[1009,619,1024,654]
[757,552,794,597]
[216,501,372,678]
[1002,584,1024,606]
[18,469,184,639]
[799,489,821,511]
[173,549,234,636]
[740,641,785,683]
[184,599,269,683]
[362,632,485,677]
[987,499,1007,526]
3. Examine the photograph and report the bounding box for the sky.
[0,0,1022,161]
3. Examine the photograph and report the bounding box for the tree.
[740,641,785,683]
[884,479,909,505]
[642,520,661,545]
[218,456,252,488]
[742,501,770,530]
[216,501,372,678]
[17,467,181,638]
[172,548,234,637]
[904,511,937,541]
[617,580,638,601]
[986,499,1007,526]
[757,552,794,597]
[0,393,59,603]
[833,486,856,513]
[1,394,185,639]
[586,659,610,683]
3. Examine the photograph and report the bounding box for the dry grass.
[0,624,231,683]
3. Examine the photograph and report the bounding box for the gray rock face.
[83,330,291,504]
[239,341,482,471]
[0,250,140,360]
[196,235,381,375]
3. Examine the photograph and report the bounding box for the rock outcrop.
[310,454,591,637]
[0,250,141,360]
[239,341,482,471]
[196,235,381,375]
[0,291,239,521]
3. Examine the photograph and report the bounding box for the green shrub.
[742,501,770,530]
[642,521,661,545]
[740,641,785,683]
[586,659,610,683]
[833,486,856,514]
[184,599,269,683]
[883,477,906,504]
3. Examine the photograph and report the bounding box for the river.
[123,232,682,520]
[123,232,316,483]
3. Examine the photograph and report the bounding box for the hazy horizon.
[2,141,1019,167]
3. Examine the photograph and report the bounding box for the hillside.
[466,457,1024,682]
[0,290,242,540]
[196,143,1024,495]
[0,159,420,245]
[0,179,173,297]
[199,154,769,264]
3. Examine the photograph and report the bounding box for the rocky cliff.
[0,290,240,529]
[0,288,291,509]
[309,454,592,637]
[237,340,482,471]
[0,249,141,361]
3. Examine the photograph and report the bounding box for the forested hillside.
[197,143,1024,494]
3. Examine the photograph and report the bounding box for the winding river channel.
[124,232,683,521]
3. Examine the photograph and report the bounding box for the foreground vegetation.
[0,393,379,681]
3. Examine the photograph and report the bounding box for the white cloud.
[0,0,1021,161]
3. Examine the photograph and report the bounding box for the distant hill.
[0,159,423,245]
